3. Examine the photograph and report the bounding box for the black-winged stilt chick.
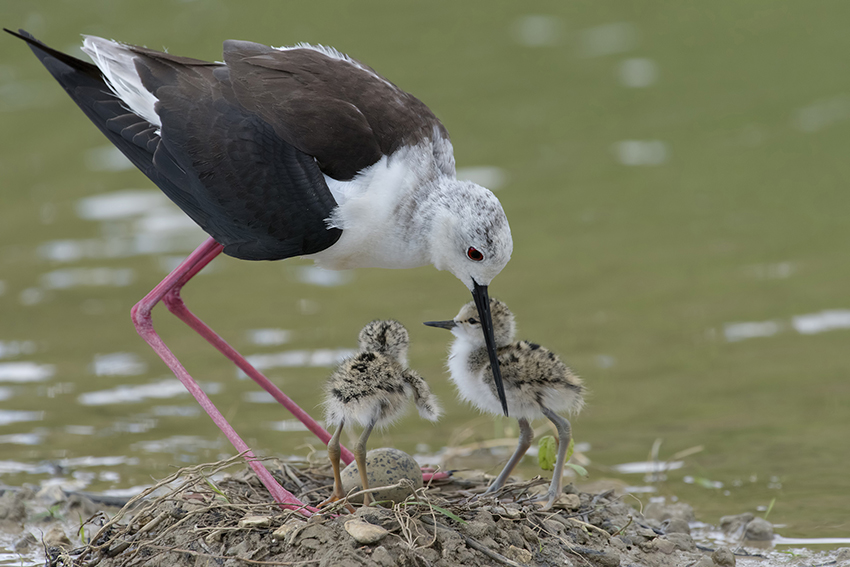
[322,320,440,507]
[6,30,512,510]
[425,299,584,510]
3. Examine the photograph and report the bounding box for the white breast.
[307,143,444,271]
[447,338,505,415]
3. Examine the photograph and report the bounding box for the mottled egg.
[340,448,422,504]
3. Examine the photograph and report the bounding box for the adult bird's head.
[430,180,513,416]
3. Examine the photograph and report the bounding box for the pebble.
[43,526,72,549]
[634,526,658,541]
[487,504,522,519]
[344,518,389,544]
[662,517,691,534]
[693,556,715,567]
[644,501,696,523]
[13,532,37,552]
[238,515,272,529]
[651,538,676,554]
[743,517,773,541]
[371,545,395,567]
[556,493,582,509]
[595,550,622,567]
[712,546,736,567]
[719,513,753,537]
[272,523,297,539]
[35,485,66,505]
[662,532,696,552]
[505,545,532,564]
[521,524,539,544]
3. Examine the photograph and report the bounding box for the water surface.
[1,1,849,541]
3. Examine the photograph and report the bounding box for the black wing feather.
[5,28,342,261]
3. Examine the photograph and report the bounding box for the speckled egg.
[340,447,423,504]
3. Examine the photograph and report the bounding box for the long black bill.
[472,282,509,417]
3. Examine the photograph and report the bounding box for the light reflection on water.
[0,340,36,359]
[0,363,54,382]
[238,348,356,377]
[2,3,850,545]
[77,379,221,406]
[246,328,292,346]
[90,352,147,376]
[724,310,850,342]
[0,433,42,445]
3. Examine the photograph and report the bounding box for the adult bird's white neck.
[308,138,511,280]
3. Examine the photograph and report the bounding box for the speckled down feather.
[324,320,440,429]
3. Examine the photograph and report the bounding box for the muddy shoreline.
[1,455,847,567]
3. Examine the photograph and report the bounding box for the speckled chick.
[322,320,440,508]
[425,299,584,510]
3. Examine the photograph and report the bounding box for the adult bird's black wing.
[5,29,342,261]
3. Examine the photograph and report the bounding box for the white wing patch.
[82,36,161,127]
[273,42,392,87]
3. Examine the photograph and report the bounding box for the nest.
[45,453,720,567]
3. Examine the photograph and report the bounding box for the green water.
[1,1,849,541]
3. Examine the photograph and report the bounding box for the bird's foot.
[528,490,559,511]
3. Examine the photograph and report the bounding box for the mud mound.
[2,454,751,567]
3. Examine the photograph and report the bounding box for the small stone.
[693,556,714,567]
[344,518,389,544]
[272,523,297,539]
[712,546,736,567]
[13,532,37,552]
[225,540,251,557]
[371,545,395,567]
[744,517,773,541]
[644,501,696,523]
[663,532,696,552]
[464,520,491,539]
[418,547,440,563]
[35,485,66,505]
[543,519,564,535]
[719,513,753,537]
[43,526,72,549]
[488,504,522,519]
[662,517,691,534]
[634,527,657,541]
[521,524,538,544]
[238,515,272,528]
[652,538,676,554]
[505,545,533,564]
[557,493,582,510]
[599,550,622,567]
[0,490,27,524]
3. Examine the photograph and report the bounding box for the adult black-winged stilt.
[425,299,584,510]
[322,320,440,508]
[6,29,512,513]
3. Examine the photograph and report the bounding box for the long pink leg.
[160,241,355,464]
[131,238,313,513]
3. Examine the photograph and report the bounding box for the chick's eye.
[467,247,484,262]
[468,318,479,325]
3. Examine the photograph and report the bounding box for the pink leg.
[131,238,313,513]
[160,242,355,464]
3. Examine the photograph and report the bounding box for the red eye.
[467,247,484,262]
